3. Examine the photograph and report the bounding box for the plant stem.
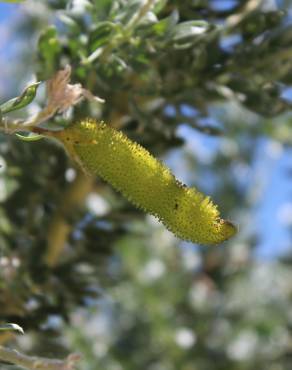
[44,170,93,267]
[0,346,81,370]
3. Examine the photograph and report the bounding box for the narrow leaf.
[0,82,40,114]
[0,323,24,334]
[172,20,210,42]
[15,133,44,142]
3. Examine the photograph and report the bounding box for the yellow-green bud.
[49,119,237,244]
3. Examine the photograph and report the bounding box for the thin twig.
[44,169,93,267]
[0,118,33,134]
[0,346,81,370]
[226,0,262,28]
[0,65,104,135]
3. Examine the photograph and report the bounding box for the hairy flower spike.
[49,119,237,244]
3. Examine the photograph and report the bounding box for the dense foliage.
[0,0,292,369]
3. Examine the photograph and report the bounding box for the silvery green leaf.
[0,323,24,334]
[15,133,44,141]
[0,82,40,114]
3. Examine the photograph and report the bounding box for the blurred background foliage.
[0,0,292,369]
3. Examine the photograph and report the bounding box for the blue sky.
[0,2,25,97]
[173,124,292,259]
[255,143,292,258]
[0,3,19,22]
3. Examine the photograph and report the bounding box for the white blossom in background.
[0,256,9,267]
[86,193,110,216]
[189,281,211,310]
[65,168,77,182]
[227,330,258,361]
[175,328,196,349]
[139,259,166,283]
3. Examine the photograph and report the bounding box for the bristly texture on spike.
[48,119,237,244]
